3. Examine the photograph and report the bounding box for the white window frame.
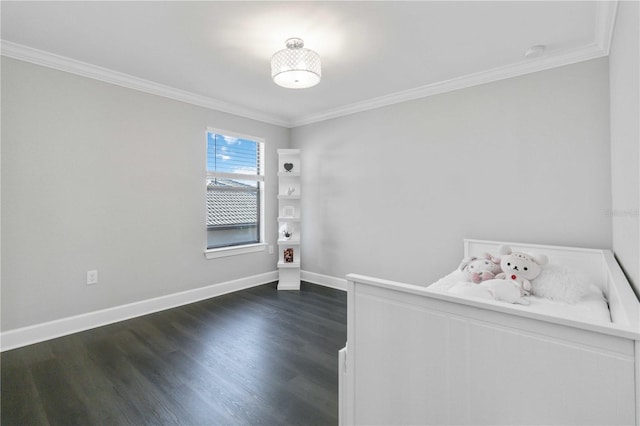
[204,127,266,259]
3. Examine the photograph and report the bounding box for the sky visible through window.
[207,132,259,177]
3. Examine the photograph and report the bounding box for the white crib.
[339,239,640,425]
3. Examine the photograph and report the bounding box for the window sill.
[204,243,267,260]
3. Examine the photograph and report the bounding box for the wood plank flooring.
[1,282,347,426]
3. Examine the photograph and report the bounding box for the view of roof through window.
[206,131,263,248]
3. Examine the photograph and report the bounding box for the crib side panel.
[347,279,637,425]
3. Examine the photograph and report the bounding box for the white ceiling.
[1,1,617,127]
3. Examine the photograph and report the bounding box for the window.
[206,130,264,251]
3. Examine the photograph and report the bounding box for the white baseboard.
[1,271,278,352]
[302,270,347,291]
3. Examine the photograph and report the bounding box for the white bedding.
[425,269,612,324]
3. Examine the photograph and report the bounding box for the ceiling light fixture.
[271,38,321,89]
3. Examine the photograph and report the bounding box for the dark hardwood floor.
[1,282,347,426]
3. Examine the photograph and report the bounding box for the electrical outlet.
[87,270,98,285]
[268,245,274,255]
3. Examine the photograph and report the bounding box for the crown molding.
[290,42,609,127]
[0,40,292,128]
[1,1,618,129]
[291,0,619,127]
[594,0,619,54]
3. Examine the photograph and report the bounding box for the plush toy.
[479,279,529,304]
[495,245,548,295]
[459,253,502,284]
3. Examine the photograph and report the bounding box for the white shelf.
[278,216,301,222]
[278,261,301,268]
[278,239,300,245]
[277,149,301,290]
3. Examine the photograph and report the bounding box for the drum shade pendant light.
[271,38,321,89]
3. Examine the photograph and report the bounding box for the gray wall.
[609,0,639,296]
[292,58,612,285]
[1,58,288,331]
[2,45,632,332]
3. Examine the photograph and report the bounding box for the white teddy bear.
[479,245,548,305]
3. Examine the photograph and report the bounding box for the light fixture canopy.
[271,38,321,89]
